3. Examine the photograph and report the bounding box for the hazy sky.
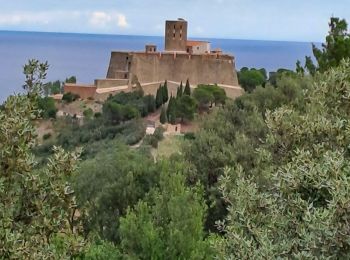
[0,0,349,42]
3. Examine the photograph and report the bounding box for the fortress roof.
[186,40,210,47]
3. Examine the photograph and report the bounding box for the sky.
[0,0,349,42]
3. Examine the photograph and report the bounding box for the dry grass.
[35,119,54,143]
[152,135,183,160]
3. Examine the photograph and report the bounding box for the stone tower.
[165,18,188,52]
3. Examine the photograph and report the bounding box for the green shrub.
[94,112,102,118]
[83,108,94,119]
[43,133,52,140]
[184,132,195,140]
[62,92,80,103]
[153,126,165,141]
[143,135,159,148]
[37,97,57,119]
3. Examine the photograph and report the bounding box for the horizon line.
[0,29,322,44]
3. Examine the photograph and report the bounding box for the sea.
[0,30,318,101]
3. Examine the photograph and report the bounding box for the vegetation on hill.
[37,96,57,118]
[237,67,267,92]
[0,59,85,258]
[73,143,160,243]
[297,17,350,75]
[43,76,76,96]
[214,59,350,259]
[3,16,350,259]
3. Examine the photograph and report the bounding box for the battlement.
[109,51,235,62]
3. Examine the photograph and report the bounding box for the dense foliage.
[193,84,226,110]
[37,96,57,118]
[35,116,145,160]
[298,17,350,75]
[237,67,267,92]
[62,92,80,103]
[1,59,85,259]
[103,90,156,123]
[118,161,213,259]
[4,17,350,259]
[73,143,160,243]
[215,59,350,259]
[184,73,312,230]
[155,82,168,108]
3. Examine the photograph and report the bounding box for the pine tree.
[184,79,191,96]
[160,106,167,124]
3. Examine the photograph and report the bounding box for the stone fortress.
[64,19,243,100]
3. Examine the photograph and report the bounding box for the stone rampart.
[64,84,97,99]
[106,52,239,87]
[94,79,129,88]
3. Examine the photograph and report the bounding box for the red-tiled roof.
[186,40,209,47]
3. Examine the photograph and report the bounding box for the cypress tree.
[160,106,168,124]
[168,106,176,125]
[163,81,169,103]
[167,96,174,118]
[177,82,183,98]
[168,96,177,124]
[156,86,163,108]
[167,96,171,117]
[184,79,191,96]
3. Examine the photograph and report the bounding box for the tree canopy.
[215,59,350,259]
[1,59,85,258]
[238,67,267,92]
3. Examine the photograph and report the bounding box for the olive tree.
[0,59,85,259]
[215,60,350,258]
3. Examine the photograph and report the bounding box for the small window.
[180,34,182,40]
[174,25,176,29]
[173,33,175,39]
[197,47,199,50]
[126,57,129,60]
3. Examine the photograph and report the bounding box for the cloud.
[0,11,56,25]
[89,11,129,29]
[195,26,204,34]
[0,10,83,27]
[0,10,129,33]
[117,14,128,28]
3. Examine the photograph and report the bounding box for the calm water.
[0,31,317,101]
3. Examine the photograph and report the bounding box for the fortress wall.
[95,79,129,88]
[64,84,97,99]
[124,52,239,87]
[106,52,130,78]
[141,81,180,97]
[219,85,245,99]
